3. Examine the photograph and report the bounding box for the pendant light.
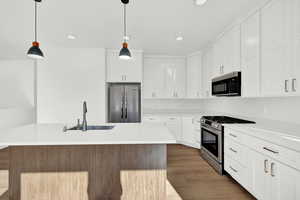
[27,0,44,59]
[119,0,131,60]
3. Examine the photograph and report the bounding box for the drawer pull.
[229,148,237,153]
[271,162,275,177]
[229,166,238,173]
[263,147,279,154]
[264,159,268,174]
[229,133,237,138]
[169,118,176,120]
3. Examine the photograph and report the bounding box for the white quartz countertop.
[0,123,176,148]
[223,119,300,152]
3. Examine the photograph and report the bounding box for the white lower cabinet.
[225,127,300,200]
[251,149,298,200]
[143,115,200,148]
[164,116,182,141]
[181,117,201,148]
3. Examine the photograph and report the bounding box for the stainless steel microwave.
[212,71,241,96]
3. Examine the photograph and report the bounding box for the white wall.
[0,60,36,129]
[202,97,300,124]
[37,47,106,124]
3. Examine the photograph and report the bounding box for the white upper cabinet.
[212,25,241,78]
[225,25,241,74]
[202,47,213,98]
[241,11,261,97]
[143,57,166,98]
[261,0,289,96]
[186,53,202,98]
[143,56,186,99]
[106,50,143,83]
[290,0,300,95]
[164,57,186,98]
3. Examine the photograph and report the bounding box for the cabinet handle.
[285,80,289,92]
[271,162,275,177]
[229,166,238,173]
[229,133,237,138]
[292,78,297,92]
[169,117,176,120]
[263,147,279,154]
[229,147,237,153]
[264,159,268,174]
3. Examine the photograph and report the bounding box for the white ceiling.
[0,0,266,58]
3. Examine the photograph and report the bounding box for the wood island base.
[8,144,167,200]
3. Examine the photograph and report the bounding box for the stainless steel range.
[200,116,255,175]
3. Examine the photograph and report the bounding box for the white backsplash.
[144,97,300,125]
[202,97,300,124]
[143,99,203,113]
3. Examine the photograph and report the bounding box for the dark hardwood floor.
[167,144,256,200]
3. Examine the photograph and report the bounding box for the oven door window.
[201,128,219,158]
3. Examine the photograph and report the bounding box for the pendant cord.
[35,1,37,42]
[123,4,126,42]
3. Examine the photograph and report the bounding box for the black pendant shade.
[27,0,44,59]
[119,42,131,60]
[27,42,44,59]
[119,0,131,60]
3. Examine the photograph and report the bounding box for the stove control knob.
[212,122,219,129]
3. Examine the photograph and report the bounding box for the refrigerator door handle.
[121,104,124,119]
[121,94,124,119]
[125,89,128,119]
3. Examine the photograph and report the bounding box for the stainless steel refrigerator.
[108,83,141,123]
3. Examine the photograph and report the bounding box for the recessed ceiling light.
[67,34,76,40]
[194,0,207,6]
[176,36,184,41]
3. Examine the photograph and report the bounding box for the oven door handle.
[201,126,221,135]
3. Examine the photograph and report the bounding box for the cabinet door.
[251,150,269,200]
[143,57,165,98]
[106,51,143,82]
[182,117,196,145]
[241,11,261,97]
[165,116,182,141]
[291,0,300,95]
[124,51,143,82]
[270,160,298,200]
[202,47,213,98]
[261,0,290,96]
[164,58,186,98]
[213,40,224,77]
[187,53,202,98]
[224,25,241,74]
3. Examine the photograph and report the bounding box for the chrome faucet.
[82,101,88,131]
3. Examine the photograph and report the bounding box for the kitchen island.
[0,123,176,200]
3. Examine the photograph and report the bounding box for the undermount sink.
[63,125,115,132]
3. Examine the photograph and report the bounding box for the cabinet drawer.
[224,128,246,144]
[224,138,247,166]
[249,136,298,170]
[143,116,163,123]
[224,156,246,186]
